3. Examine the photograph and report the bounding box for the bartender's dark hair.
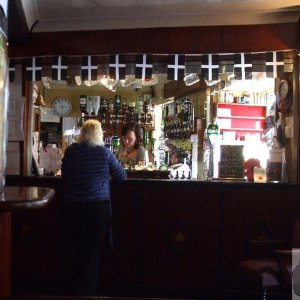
[121,122,143,149]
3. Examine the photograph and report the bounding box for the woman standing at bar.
[116,122,149,166]
[61,119,126,296]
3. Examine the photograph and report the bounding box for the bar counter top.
[5,174,300,187]
[0,186,55,212]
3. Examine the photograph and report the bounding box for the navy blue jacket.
[62,142,126,204]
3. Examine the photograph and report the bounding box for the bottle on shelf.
[108,98,115,114]
[80,95,87,113]
[128,98,136,113]
[115,95,122,113]
[78,112,85,127]
[100,98,108,124]
[122,98,128,124]
[136,96,144,124]
[86,96,93,116]
[112,136,120,155]
[143,97,150,124]
[114,95,121,124]
[93,96,101,116]
[128,98,136,123]
[143,129,149,149]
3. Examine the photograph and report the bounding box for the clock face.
[279,80,289,100]
[277,80,292,114]
[52,97,72,117]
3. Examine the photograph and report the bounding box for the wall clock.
[51,97,72,117]
[276,79,292,114]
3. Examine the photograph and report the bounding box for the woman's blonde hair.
[78,119,104,146]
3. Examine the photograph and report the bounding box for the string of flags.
[8,50,295,83]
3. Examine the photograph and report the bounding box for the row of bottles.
[79,95,154,126]
[162,97,194,139]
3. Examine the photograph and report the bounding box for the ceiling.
[16,0,300,33]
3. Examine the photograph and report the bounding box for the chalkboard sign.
[220,145,244,162]
[219,145,244,178]
[219,161,244,178]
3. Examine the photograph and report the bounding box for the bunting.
[8,50,296,83]
[152,55,168,75]
[218,54,234,74]
[266,51,284,78]
[201,54,219,81]
[167,54,185,81]
[251,53,266,73]
[96,55,110,77]
[234,53,252,80]
[67,56,81,78]
[52,56,68,80]
[185,55,202,74]
[26,57,42,81]
[81,56,98,81]
[109,54,126,80]
[135,54,153,80]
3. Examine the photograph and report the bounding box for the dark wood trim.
[8,0,30,45]
[0,213,11,296]
[8,23,297,58]
[5,176,300,297]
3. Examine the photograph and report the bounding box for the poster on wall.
[41,107,60,123]
[6,142,20,175]
[8,95,24,141]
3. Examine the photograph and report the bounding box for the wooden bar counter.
[0,186,55,296]
[5,175,300,298]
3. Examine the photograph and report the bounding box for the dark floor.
[9,279,292,300]
[10,280,292,300]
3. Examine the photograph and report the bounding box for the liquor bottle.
[80,95,87,113]
[78,112,85,127]
[100,98,108,113]
[108,98,115,114]
[128,99,136,113]
[143,98,150,114]
[143,98,150,124]
[115,95,122,113]
[100,98,108,124]
[136,96,144,114]
[122,98,128,124]
[183,98,192,122]
[112,136,120,155]
[143,129,149,149]
[92,96,100,116]
[86,96,93,116]
[108,98,115,126]
[207,118,219,146]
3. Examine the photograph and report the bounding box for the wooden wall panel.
[0,212,11,296]
[5,176,300,297]
[222,23,298,53]
[8,23,297,58]
[137,182,220,293]
[221,184,300,290]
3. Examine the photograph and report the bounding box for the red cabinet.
[217,103,266,141]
